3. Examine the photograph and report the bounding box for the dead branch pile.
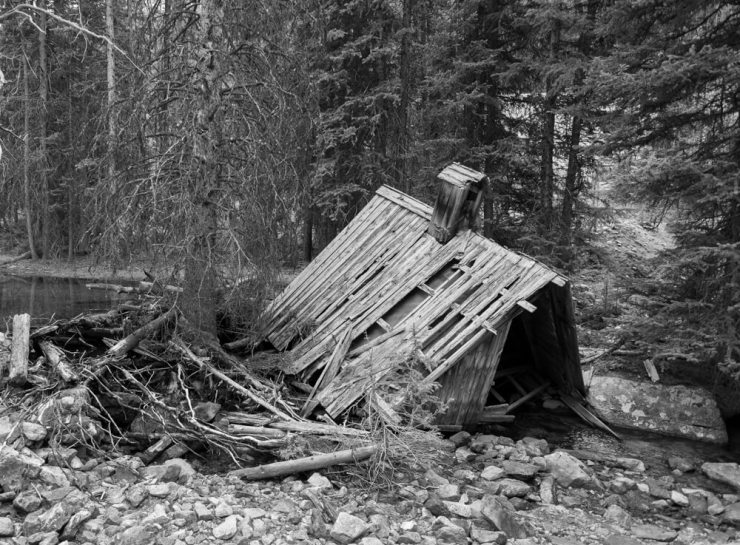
[0,292,376,472]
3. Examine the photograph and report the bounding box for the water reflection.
[0,275,133,324]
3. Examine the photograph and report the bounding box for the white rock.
[481,465,504,481]
[544,451,596,488]
[307,473,333,490]
[213,515,240,540]
[671,490,689,506]
[0,517,14,537]
[330,512,370,544]
[21,422,47,442]
[702,462,740,491]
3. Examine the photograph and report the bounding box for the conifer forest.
[0,0,738,381]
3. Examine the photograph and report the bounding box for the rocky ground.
[0,426,739,545]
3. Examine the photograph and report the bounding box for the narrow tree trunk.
[39,6,49,257]
[302,205,313,262]
[539,25,559,233]
[560,112,583,248]
[106,0,117,179]
[22,50,38,260]
[396,0,414,192]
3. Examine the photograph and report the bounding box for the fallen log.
[85,282,137,294]
[107,308,178,357]
[9,313,31,385]
[39,340,78,382]
[230,445,378,480]
[0,250,31,266]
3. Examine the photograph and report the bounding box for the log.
[29,324,59,339]
[9,313,31,385]
[107,308,178,357]
[230,445,378,480]
[85,282,137,293]
[39,340,78,382]
[0,250,31,266]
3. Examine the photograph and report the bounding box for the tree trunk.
[302,205,313,263]
[22,49,38,260]
[106,0,117,180]
[395,0,414,192]
[560,114,582,247]
[539,24,559,233]
[182,0,224,335]
[39,6,49,258]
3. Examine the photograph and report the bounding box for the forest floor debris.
[0,287,403,478]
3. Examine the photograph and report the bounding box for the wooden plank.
[376,185,433,219]
[505,381,550,414]
[478,414,516,423]
[506,375,529,397]
[644,359,660,382]
[9,313,30,386]
[423,328,491,384]
[517,300,537,313]
[560,393,621,440]
[302,323,354,415]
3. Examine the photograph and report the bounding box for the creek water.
[0,275,133,325]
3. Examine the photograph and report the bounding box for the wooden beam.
[9,313,30,386]
[230,445,378,480]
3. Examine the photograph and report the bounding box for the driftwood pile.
[0,287,382,479]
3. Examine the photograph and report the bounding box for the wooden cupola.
[427,163,488,243]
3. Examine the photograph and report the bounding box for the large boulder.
[702,462,740,491]
[587,376,727,443]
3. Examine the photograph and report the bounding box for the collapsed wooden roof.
[263,180,583,425]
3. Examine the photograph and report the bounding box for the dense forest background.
[0,0,738,378]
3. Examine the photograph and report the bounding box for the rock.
[603,504,631,528]
[213,515,240,540]
[0,446,43,492]
[60,509,93,540]
[360,538,385,545]
[241,507,267,522]
[147,484,171,498]
[667,456,695,473]
[481,466,505,481]
[544,451,596,488]
[670,490,689,506]
[424,495,451,517]
[539,475,556,505]
[162,458,196,482]
[687,492,708,514]
[631,523,678,542]
[470,525,506,545]
[14,490,42,514]
[117,525,157,545]
[443,501,476,519]
[21,422,47,442]
[141,463,180,483]
[724,502,740,524]
[616,457,645,472]
[645,478,672,500]
[502,461,538,481]
[455,447,476,463]
[437,484,460,501]
[610,476,636,494]
[517,437,549,456]
[29,531,59,545]
[39,466,70,488]
[496,478,532,498]
[436,524,468,545]
[423,469,449,487]
[480,494,529,539]
[307,473,333,490]
[0,517,14,537]
[24,503,74,535]
[330,512,370,544]
[587,376,727,443]
[702,462,740,491]
[193,401,221,422]
[449,431,471,447]
[125,486,148,508]
[214,502,233,518]
[453,469,476,482]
